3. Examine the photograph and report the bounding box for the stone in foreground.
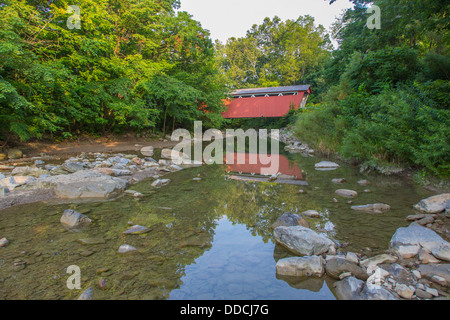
[273,226,336,256]
[276,256,325,277]
[413,193,450,214]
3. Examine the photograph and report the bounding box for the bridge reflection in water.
[224,153,308,186]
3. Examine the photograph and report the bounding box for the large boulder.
[413,193,450,214]
[31,170,128,199]
[272,212,310,229]
[276,256,325,277]
[389,222,450,261]
[273,226,337,256]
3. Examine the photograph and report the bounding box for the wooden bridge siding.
[222,91,306,119]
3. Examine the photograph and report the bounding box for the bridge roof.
[231,85,311,96]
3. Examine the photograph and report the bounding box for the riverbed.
[0,142,439,300]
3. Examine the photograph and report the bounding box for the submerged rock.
[77,287,93,300]
[335,189,358,198]
[413,193,450,214]
[276,256,325,277]
[273,226,337,256]
[151,179,170,188]
[315,161,340,170]
[272,212,310,229]
[123,225,151,235]
[301,210,321,218]
[140,146,154,157]
[351,203,391,214]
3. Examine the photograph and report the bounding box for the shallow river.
[0,145,435,300]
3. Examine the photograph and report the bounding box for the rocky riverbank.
[272,192,450,300]
[0,146,199,211]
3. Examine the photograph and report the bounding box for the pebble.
[0,237,9,247]
[118,244,137,254]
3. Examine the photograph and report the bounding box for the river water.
[0,144,435,300]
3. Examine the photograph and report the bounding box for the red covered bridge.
[222,85,311,119]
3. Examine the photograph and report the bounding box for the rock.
[366,267,390,285]
[360,254,398,270]
[335,189,358,198]
[0,237,9,247]
[412,270,421,279]
[61,162,86,173]
[333,276,365,300]
[432,245,450,262]
[332,178,346,184]
[7,149,22,159]
[272,213,310,229]
[140,146,154,157]
[0,176,37,189]
[161,149,190,162]
[334,276,396,300]
[396,245,421,259]
[346,252,359,264]
[415,288,432,299]
[416,215,435,226]
[31,170,128,199]
[0,152,7,160]
[315,161,340,169]
[97,279,108,290]
[357,179,370,186]
[276,256,325,277]
[389,222,450,260]
[118,244,137,254]
[273,226,337,256]
[111,169,132,176]
[11,166,48,178]
[384,263,410,284]
[60,209,92,229]
[417,264,450,284]
[431,275,447,287]
[395,283,414,299]
[351,203,391,214]
[123,225,151,235]
[301,210,321,218]
[406,214,426,221]
[77,287,93,300]
[426,287,439,297]
[414,193,450,214]
[325,256,368,281]
[77,238,105,245]
[151,179,170,188]
[419,248,440,264]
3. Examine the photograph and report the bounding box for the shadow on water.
[0,141,436,300]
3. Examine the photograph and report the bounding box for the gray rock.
[417,264,450,284]
[276,256,325,277]
[61,162,86,173]
[60,209,92,229]
[0,176,37,190]
[333,276,365,300]
[389,222,450,260]
[325,256,368,281]
[11,166,48,178]
[360,254,398,270]
[357,179,370,186]
[396,283,414,299]
[332,178,346,184]
[416,288,433,299]
[31,170,128,199]
[0,186,9,196]
[413,193,450,214]
[301,210,321,218]
[315,161,340,169]
[151,179,170,188]
[272,213,310,229]
[359,284,397,300]
[351,203,391,214]
[335,189,358,198]
[432,245,450,262]
[118,244,137,254]
[273,226,337,256]
[123,225,151,235]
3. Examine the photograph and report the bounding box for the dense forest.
[0,0,449,177]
